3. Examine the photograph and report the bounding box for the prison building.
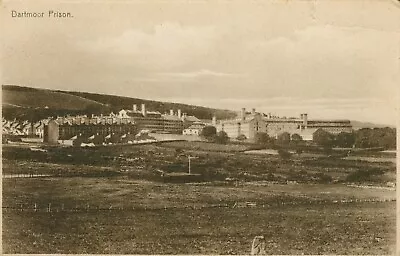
[215,108,353,141]
[182,122,206,135]
[118,104,187,134]
[43,119,137,144]
[55,115,132,126]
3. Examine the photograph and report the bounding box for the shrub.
[335,132,355,148]
[354,127,396,149]
[291,133,303,142]
[174,148,184,157]
[200,126,217,141]
[345,168,385,182]
[277,132,291,146]
[278,149,291,160]
[236,134,247,141]
[313,128,334,149]
[266,172,277,181]
[315,172,333,183]
[215,131,229,144]
[254,132,275,148]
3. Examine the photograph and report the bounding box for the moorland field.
[2,141,396,254]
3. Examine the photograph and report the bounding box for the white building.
[183,122,206,135]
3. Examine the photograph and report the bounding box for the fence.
[3,197,396,213]
[2,173,52,179]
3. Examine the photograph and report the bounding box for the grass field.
[2,143,396,254]
[3,197,396,254]
[159,140,251,152]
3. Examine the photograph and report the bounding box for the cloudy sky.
[2,0,399,125]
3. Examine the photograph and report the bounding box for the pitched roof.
[162,115,182,121]
[184,115,200,122]
[185,123,205,130]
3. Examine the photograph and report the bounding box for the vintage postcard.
[1,0,398,254]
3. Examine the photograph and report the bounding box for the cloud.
[242,24,399,100]
[152,96,395,125]
[77,22,217,69]
[157,69,246,79]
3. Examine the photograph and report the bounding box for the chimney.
[240,108,246,121]
[303,113,308,128]
[251,108,256,115]
[212,116,217,126]
[133,104,137,112]
[141,104,147,117]
[177,109,182,118]
[170,109,174,116]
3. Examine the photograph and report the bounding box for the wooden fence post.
[251,236,267,255]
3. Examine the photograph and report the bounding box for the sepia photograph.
[1,0,399,254]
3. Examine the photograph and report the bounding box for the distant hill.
[2,85,108,110]
[350,120,395,130]
[62,90,237,120]
[2,85,237,121]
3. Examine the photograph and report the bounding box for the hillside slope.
[350,120,395,130]
[2,85,237,120]
[62,91,236,120]
[2,85,108,111]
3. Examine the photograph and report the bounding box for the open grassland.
[3,178,396,210]
[3,199,396,255]
[159,140,251,152]
[2,143,396,254]
[2,143,395,185]
[2,176,396,254]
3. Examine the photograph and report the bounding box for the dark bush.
[315,172,333,183]
[313,129,334,149]
[354,127,396,149]
[200,126,217,141]
[254,132,275,148]
[278,149,291,160]
[277,132,291,146]
[346,168,385,182]
[266,172,277,181]
[236,134,247,141]
[215,131,229,144]
[174,148,184,157]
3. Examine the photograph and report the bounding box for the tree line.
[200,125,396,150]
[254,127,396,150]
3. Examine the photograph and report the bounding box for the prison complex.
[214,108,353,141]
[117,103,199,134]
[43,104,201,144]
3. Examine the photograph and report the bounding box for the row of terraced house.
[2,118,46,138]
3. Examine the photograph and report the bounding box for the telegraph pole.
[188,155,197,174]
[188,156,192,174]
